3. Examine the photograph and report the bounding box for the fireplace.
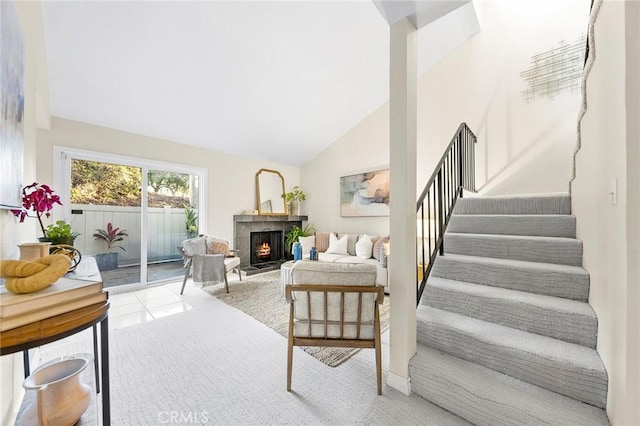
[250,231,283,267]
[234,214,307,275]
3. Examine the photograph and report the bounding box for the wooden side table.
[0,301,111,425]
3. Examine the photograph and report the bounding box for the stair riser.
[416,315,608,408]
[444,234,583,266]
[423,284,597,348]
[431,257,590,301]
[447,215,576,238]
[409,345,609,426]
[454,195,571,215]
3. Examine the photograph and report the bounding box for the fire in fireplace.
[250,231,283,266]
[257,242,271,258]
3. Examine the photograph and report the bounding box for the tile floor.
[107,282,193,331]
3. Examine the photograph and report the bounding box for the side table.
[0,301,111,425]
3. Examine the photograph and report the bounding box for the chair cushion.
[290,262,378,337]
[317,253,347,262]
[223,256,240,271]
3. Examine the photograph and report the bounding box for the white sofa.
[298,232,389,290]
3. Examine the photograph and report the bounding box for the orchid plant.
[11,182,63,238]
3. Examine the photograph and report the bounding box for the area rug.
[201,271,390,367]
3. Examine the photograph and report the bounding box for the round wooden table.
[0,301,111,425]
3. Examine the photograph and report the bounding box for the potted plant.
[41,220,80,246]
[93,223,128,271]
[11,182,63,238]
[282,186,306,216]
[184,204,198,238]
[285,224,315,254]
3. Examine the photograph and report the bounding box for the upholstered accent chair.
[285,261,384,394]
[178,235,241,294]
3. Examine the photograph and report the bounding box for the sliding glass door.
[55,148,206,289]
[146,169,199,283]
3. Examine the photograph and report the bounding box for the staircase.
[410,194,610,425]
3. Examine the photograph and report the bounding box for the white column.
[387,17,417,396]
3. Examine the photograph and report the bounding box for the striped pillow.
[373,236,389,260]
[315,232,331,252]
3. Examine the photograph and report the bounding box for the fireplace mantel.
[233,215,308,273]
[234,215,308,223]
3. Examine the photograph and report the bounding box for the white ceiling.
[41,1,479,167]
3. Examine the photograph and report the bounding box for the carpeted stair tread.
[431,253,590,301]
[443,233,583,266]
[416,306,608,408]
[447,214,576,238]
[454,194,571,215]
[409,344,610,426]
[422,277,597,348]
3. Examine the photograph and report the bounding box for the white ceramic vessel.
[21,357,91,426]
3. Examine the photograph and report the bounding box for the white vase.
[21,357,91,426]
[289,200,299,216]
[18,242,51,261]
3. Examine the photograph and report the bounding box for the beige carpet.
[202,270,390,367]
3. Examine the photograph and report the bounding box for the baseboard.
[387,371,411,396]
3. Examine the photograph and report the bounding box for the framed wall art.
[340,169,390,217]
[0,0,25,209]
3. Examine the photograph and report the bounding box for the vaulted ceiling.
[41,1,478,166]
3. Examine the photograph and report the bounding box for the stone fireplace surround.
[234,215,308,274]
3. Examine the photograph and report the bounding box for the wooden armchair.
[285,262,384,394]
[178,235,241,294]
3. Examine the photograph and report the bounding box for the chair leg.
[237,266,242,281]
[375,311,382,395]
[224,272,230,293]
[287,339,293,392]
[287,306,294,391]
[180,259,192,295]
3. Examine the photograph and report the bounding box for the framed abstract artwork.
[340,169,390,217]
[0,1,25,209]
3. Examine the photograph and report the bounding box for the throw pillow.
[355,234,373,259]
[325,233,349,255]
[373,236,389,260]
[339,234,358,256]
[297,235,316,256]
[380,248,388,268]
[315,232,331,252]
[206,236,231,257]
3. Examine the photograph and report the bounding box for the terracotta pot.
[21,357,91,426]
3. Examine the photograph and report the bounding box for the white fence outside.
[69,204,191,265]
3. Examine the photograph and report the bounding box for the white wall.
[416,0,590,196]
[36,117,301,246]
[302,0,590,234]
[571,0,640,424]
[300,102,391,236]
[0,2,45,423]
